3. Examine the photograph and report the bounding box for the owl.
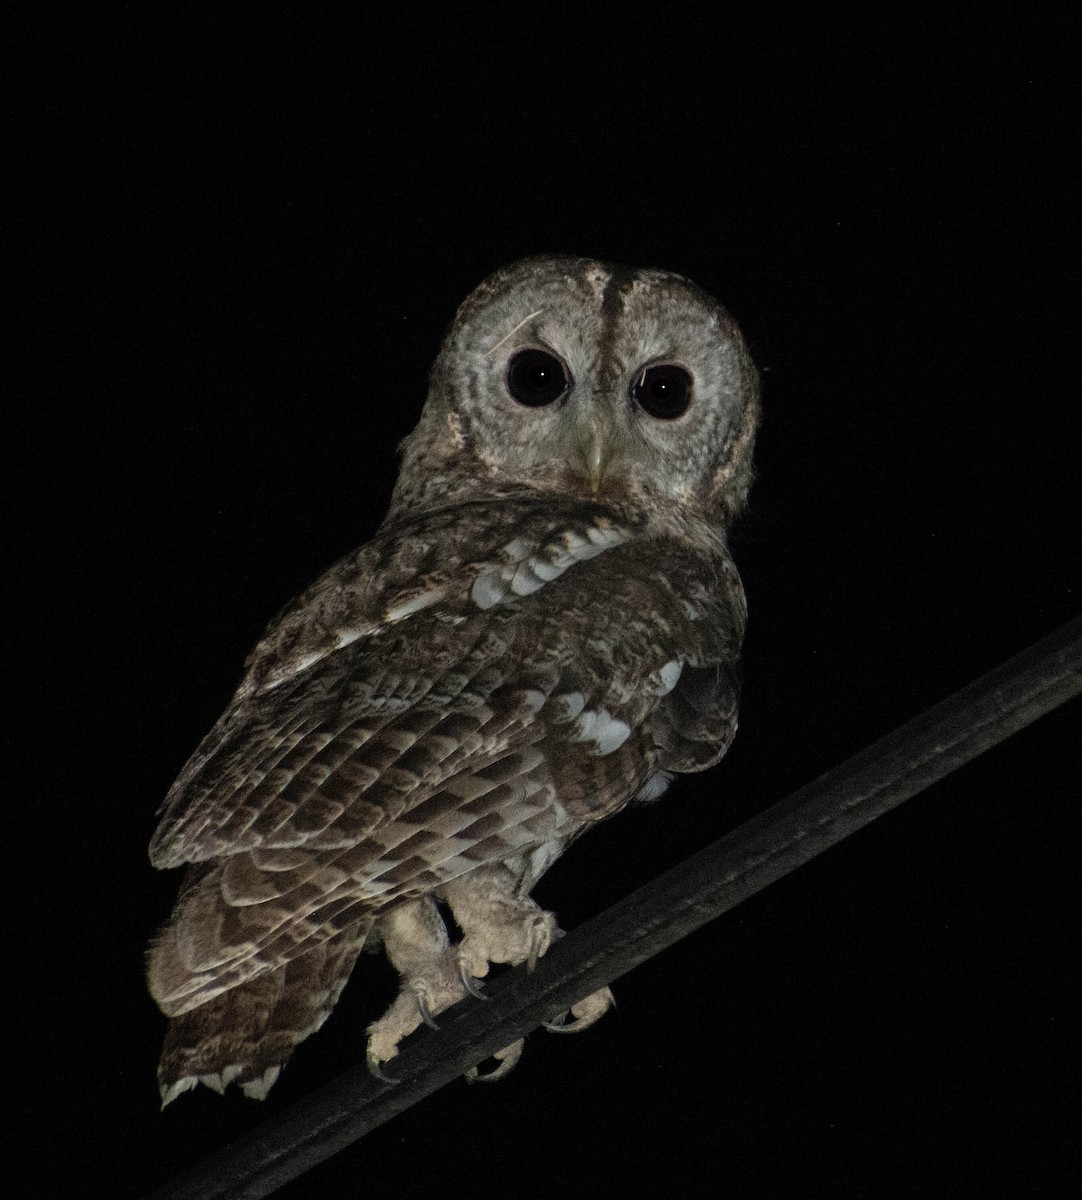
[147,256,759,1105]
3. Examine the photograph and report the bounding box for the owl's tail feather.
[157,920,371,1107]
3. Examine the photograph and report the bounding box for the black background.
[12,7,1079,1198]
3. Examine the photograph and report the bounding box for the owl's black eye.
[506,348,570,407]
[632,364,693,419]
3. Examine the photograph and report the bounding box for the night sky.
[13,8,1079,1198]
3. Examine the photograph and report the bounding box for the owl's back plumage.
[147,257,759,1103]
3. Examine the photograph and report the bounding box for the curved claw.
[366,1055,400,1085]
[543,1013,604,1034]
[529,923,564,973]
[414,991,440,1030]
[458,961,488,1000]
[543,986,616,1034]
[465,1039,524,1084]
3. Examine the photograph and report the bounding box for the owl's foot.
[544,986,616,1033]
[367,869,608,1082]
[455,906,558,985]
[366,897,469,1078]
[365,945,468,1078]
[442,864,560,985]
[439,865,568,1082]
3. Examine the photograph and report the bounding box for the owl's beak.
[571,414,612,495]
[584,425,606,495]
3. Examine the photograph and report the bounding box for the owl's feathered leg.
[365,897,467,1078]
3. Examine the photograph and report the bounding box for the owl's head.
[391,256,759,528]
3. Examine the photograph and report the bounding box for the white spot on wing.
[657,659,683,694]
[471,570,506,610]
[636,771,674,802]
[507,562,543,595]
[256,622,379,694]
[555,691,586,719]
[574,708,632,755]
[586,524,627,549]
[503,537,534,562]
[527,558,564,581]
[384,588,446,622]
[471,524,630,610]
[259,647,331,691]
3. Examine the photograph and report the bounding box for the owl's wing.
[645,550,747,776]
[148,507,743,1014]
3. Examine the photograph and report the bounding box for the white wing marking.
[470,523,629,610]
[573,708,632,755]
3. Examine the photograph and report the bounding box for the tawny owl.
[147,256,759,1105]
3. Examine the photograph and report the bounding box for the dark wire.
[145,614,1082,1200]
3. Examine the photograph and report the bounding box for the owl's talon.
[533,924,565,973]
[465,1039,524,1083]
[366,1054,399,1084]
[459,968,488,1000]
[545,1014,593,1034]
[526,914,561,972]
[414,991,440,1030]
[455,944,490,998]
[543,986,616,1034]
